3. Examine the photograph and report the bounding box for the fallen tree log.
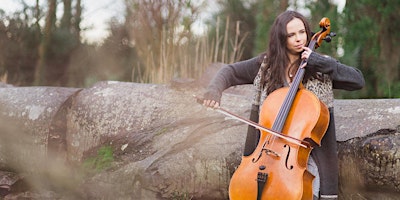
[0,81,399,199]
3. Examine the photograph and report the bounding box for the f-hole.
[284,144,294,170]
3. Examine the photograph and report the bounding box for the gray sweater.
[205,52,365,105]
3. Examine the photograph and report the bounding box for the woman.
[202,10,365,199]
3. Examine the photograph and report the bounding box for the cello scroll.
[312,17,336,49]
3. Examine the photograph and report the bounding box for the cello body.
[229,87,329,200]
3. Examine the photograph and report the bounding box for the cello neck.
[271,40,317,132]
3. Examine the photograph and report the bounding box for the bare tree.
[34,0,82,86]
[125,0,204,83]
[34,0,57,85]
[74,0,82,38]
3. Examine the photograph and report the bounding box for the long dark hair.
[261,10,312,94]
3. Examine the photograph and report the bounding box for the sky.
[1,0,125,43]
[1,0,346,43]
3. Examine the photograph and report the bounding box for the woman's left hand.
[300,47,312,68]
[301,47,312,60]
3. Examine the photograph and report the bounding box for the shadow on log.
[0,81,399,199]
[338,128,400,200]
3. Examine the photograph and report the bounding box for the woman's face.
[286,18,307,56]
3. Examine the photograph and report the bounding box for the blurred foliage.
[206,0,257,60]
[340,0,400,98]
[0,0,399,98]
[253,0,288,54]
[0,6,40,85]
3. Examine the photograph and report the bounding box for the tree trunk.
[61,0,72,29]
[74,0,82,38]
[34,0,57,86]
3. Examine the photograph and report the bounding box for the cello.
[228,18,335,200]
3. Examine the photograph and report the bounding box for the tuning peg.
[323,32,336,43]
[324,36,332,43]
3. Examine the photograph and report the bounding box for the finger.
[210,101,219,108]
[203,99,210,106]
[203,100,215,107]
[302,46,311,52]
[302,51,312,60]
[301,52,307,60]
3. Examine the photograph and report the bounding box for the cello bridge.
[252,148,281,163]
[264,149,280,157]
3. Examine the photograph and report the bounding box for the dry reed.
[132,17,248,84]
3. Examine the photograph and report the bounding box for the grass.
[82,145,114,174]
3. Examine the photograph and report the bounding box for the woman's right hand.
[200,89,221,109]
[203,99,220,109]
